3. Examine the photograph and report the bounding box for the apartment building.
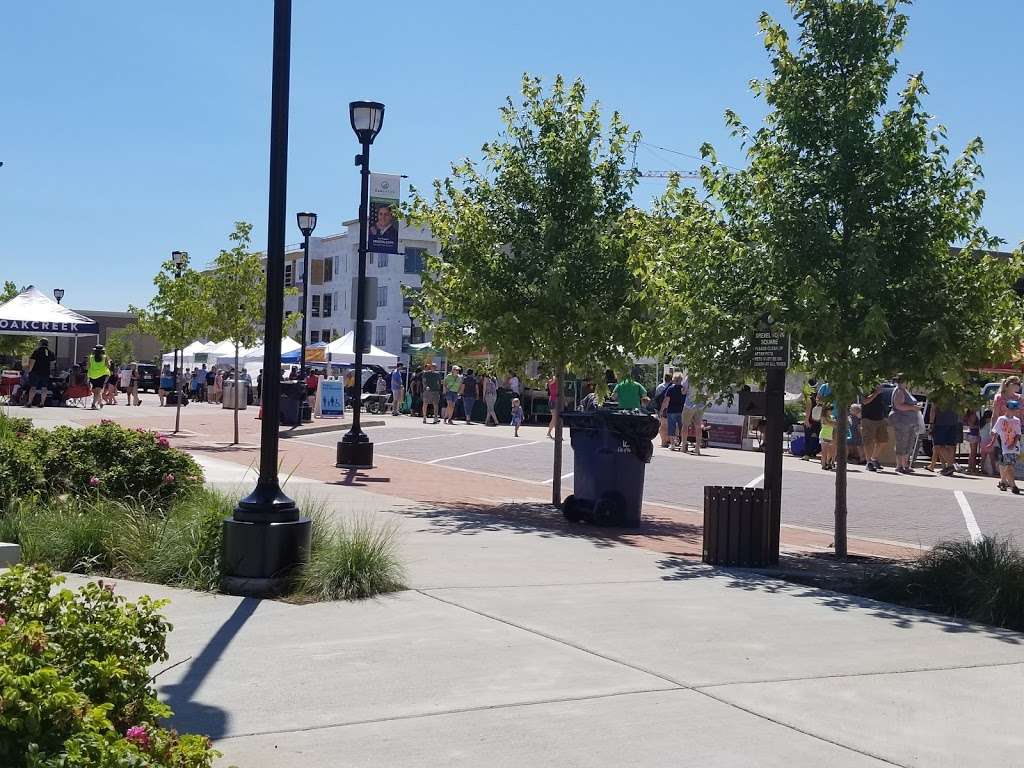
[275,220,436,363]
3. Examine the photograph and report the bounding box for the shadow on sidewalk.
[333,468,393,487]
[159,597,261,738]
[404,501,703,554]
[655,553,1024,644]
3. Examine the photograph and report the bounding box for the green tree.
[0,281,35,360]
[410,74,642,503]
[633,0,1024,556]
[130,254,210,433]
[104,327,137,367]
[202,221,265,445]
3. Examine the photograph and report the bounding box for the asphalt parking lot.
[298,419,1024,549]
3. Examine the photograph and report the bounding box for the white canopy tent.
[0,286,99,338]
[161,340,214,369]
[240,336,301,364]
[325,331,398,367]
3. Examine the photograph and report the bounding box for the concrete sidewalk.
[66,456,1024,768]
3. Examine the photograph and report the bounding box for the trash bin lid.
[562,410,660,463]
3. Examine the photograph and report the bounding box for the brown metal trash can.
[702,486,773,567]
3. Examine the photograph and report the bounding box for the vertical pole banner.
[367,173,400,255]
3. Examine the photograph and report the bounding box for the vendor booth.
[324,331,398,367]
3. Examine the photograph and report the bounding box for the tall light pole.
[337,100,384,470]
[222,0,311,597]
[52,289,64,367]
[170,251,187,433]
[296,211,317,375]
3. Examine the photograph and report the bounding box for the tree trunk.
[834,399,849,558]
[551,361,566,506]
[233,345,240,446]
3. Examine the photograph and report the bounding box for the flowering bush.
[0,565,220,767]
[29,421,203,505]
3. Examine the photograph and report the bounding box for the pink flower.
[88,476,100,488]
[125,725,150,750]
[101,419,114,426]
[162,473,175,485]
[157,437,171,449]
[0,616,6,627]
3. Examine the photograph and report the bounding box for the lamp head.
[296,211,318,237]
[349,101,385,145]
[53,288,65,302]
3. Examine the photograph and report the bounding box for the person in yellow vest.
[87,345,111,410]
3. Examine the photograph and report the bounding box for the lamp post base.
[221,515,312,597]
[337,432,373,469]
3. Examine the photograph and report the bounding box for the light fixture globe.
[171,250,187,266]
[349,101,385,145]
[52,288,65,302]
[296,211,318,237]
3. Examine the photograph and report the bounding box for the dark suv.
[134,363,160,392]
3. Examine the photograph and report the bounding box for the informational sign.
[752,327,789,369]
[704,413,746,449]
[368,173,400,254]
[192,352,209,365]
[317,378,345,418]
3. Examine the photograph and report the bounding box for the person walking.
[992,399,1022,494]
[127,363,142,406]
[410,366,423,417]
[158,364,174,407]
[483,371,500,426]
[612,370,648,411]
[965,407,981,475]
[118,364,132,397]
[87,345,110,410]
[929,396,962,476]
[545,372,559,438]
[659,372,687,449]
[888,374,923,474]
[510,397,525,437]
[24,338,55,408]
[680,380,706,455]
[421,362,442,423]
[444,365,462,424]
[506,371,521,397]
[653,373,673,448]
[390,363,405,416]
[460,368,478,425]
[859,382,890,471]
[212,369,224,404]
[989,376,1021,486]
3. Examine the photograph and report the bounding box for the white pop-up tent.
[240,336,301,364]
[161,340,213,368]
[325,331,398,367]
[0,286,99,338]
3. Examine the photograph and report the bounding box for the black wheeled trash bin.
[279,381,305,427]
[561,410,661,527]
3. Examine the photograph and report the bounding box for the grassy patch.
[298,515,407,600]
[865,536,1024,631]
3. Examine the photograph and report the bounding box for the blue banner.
[318,378,345,418]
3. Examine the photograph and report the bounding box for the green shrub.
[0,565,220,767]
[299,515,407,600]
[0,411,34,436]
[31,422,203,505]
[0,498,116,573]
[871,536,1024,631]
[0,437,45,505]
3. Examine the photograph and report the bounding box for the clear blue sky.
[2,0,1021,310]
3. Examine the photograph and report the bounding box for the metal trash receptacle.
[279,381,305,427]
[561,410,660,527]
[222,380,248,410]
[702,486,773,566]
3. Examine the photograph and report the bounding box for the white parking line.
[375,432,463,446]
[954,490,983,543]
[542,472,574,484]
[744,473,764,489]
[427,440,545,464]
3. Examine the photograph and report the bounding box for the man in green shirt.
[443,365,463,424]
[613,373,649,411]
[420,362,442,423]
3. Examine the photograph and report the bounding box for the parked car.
[133,363,160,393]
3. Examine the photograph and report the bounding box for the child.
[819,404,836,470]
[510,397,525,437]
[848,403,864,464]
[993,400,1021,493]
[964,408,981,475]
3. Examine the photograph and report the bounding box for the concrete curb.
[280,420,386,438]
[0,542,22,567]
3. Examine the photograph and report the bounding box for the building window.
[284,261,295,287]
[404,247,426,274]
[321,329,331,343]
[374,325,387,347]
[310,330,320,343]
[377,284,388,307]
[323,293,332,318]
[323,257,333,283]
[377,252,389,268]
[410,325,425,344]
[311,294,321,318]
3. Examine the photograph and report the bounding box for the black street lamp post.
[221,0,311,597]
[170,251,187,434]
[296,211,317,373]
[337,100,384,470]
[52,289,64,365]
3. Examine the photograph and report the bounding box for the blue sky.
[2,0,1021,310]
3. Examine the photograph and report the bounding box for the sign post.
[752,318,789,564]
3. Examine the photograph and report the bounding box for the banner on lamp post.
[368,173,400,255]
